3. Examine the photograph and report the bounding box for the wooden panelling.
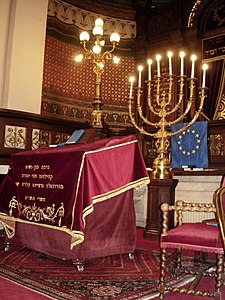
[142,119,225,171]
[0,109,91,165]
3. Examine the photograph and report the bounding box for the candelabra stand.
[76,18,120,127]
[128,56,208,240]
[128,75,208,179]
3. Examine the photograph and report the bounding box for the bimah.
[0,135,149,265]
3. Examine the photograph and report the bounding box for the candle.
[138,65,143,87]
[179,51,185,76]
[202,64,208,88]
[156,54,161,77]
[191,54,197,78]
[129,76,135,98]
[147,59,152,80]
[167,51,173,75]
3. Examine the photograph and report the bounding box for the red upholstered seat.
[161,223,223,253]
[159,184,225,300]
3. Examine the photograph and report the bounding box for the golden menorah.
[128,51,208,180]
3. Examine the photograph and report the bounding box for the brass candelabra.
[128,52,208,179]
[75,18,120,127]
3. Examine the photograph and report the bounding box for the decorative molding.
[32,129,40,150]
[41,96,133,127]
[4,126,26,149]
[208,134,224,156]
[48,0,136,39]
[215,95,225,120]
[214,60,225,120]
[187,0,202,28]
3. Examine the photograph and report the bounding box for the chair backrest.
[214,185,225,250]
[220,174,225,187]
[219,175,225,212]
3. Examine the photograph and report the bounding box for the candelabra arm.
[167,75,173,104]
[156,77,161,106]
[102,44,116,59]
[167,101,192,127]
[128,97,156,137]
[169,87,208,137]
[136,87,161,127]
[81,42,94,59]
[147,81,161,116]
[165,78,197,126]
[164,76,185,116]
[137,106,161,128]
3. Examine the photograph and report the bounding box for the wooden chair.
[159,186,225,299]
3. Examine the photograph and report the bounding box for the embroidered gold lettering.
[39,174,53,181]
[41,165,50,170]
[25,195,35,201]
[32,183,45,188]
[21,173,31,178]
[45,183,64,189]
[24,165,39,171]
[37,197,46,202]
[21,182,31,188]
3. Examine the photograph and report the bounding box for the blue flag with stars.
[171,121,208,168]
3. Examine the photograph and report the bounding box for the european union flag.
[171,121,208,168]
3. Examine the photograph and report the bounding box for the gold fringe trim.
[82,177,150,221]
[0,217,15,239]
[0,176,149,250]
[0,212,84,250]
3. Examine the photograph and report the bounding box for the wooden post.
[144,178,178,240]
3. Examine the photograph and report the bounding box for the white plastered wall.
[0,0,48,114]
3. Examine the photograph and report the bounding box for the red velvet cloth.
[161,223,224,254]
[11,190,136,259]
[0,135,149,251]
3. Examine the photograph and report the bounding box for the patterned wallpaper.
[41,0,137,126]
[43,36,135,105]
[42,35,135,126]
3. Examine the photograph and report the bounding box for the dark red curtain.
[204,59,224,120]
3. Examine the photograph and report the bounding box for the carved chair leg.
[175,248,182,276]
[214,253,224,300]
[159,247,166,299]
[223,256,225,285]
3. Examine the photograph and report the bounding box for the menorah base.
[150,167,173,180]
[150,155,173,180]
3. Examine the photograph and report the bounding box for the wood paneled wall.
[1,109,225,174]
[0,109,90,165]
[142,119,225,171]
